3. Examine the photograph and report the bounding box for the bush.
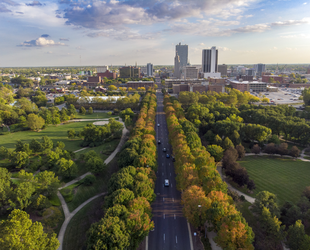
[236,145,245,159]
[289,146,300,158]
[247,179,256,191]
[251,144,260,154]
[107,111,112,116]
[83,175,96,186]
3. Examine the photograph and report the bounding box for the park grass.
[0,121,92,152]
[75,112,116,119]
[49,193,61,207]
[238,156,310,205]
[66,155,120,212]
[63,196,105,250]
[60,181,83,203]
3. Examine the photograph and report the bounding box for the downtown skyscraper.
[202,46,218,73]
[176,42,188,68]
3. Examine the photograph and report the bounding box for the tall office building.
[174,53,181,79]
[146,63,153,77]
[218,64,227,76]
[202,46,220,78]
[202,47,218,73]
[184,66,198,79]
[254,63,266,77]
[176,42,188,68]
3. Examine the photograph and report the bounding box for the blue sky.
[0,0,309,67]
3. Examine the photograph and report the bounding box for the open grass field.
[0,121,93,152]
[63,196,105,250]
[66,155,120,212]
[238,156,310,205]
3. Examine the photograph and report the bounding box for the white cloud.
[19,37,66,47]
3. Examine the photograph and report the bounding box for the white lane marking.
[174,214,176,220]
[176,236,178,244]
[171,184,173,187]
[162,163,163,166]
[169,163,170,166]
[170,173,171,176]
[162,172,164,176]
[164,234,165,242]
[164,214,165,219]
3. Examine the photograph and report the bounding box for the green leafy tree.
[253,191,280,217]
[286,220,310,250]
[80,106,86,115]
[0,209,59,250]
[57,158,77,178]
[222,137,234,150]
[67,129,76,139]
[88,107,93,114]
[86,157,106,174]
[87,216,130,250]
[41,136,53,151]
[27,113,45,131]
[0,167,12,211]
[9,182,35,210]
[206,145,224,162]
[29,139,43,152]
[10,151,29,168]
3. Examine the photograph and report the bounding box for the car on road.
[158,140,161,144]
[157,124,160,127]
[164,179,169,187]
[171,155,175,162]
[166,154,170,158]
[163,148,167,152]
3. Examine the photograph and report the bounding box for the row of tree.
[163,96,255,249]
[87,90,158,249]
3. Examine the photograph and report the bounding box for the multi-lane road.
[147,91,193,250]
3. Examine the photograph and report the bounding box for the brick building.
[236,75,254,81]
[209,77,226,84]
[209,84,225,93]
[262,75,285,84]
[97,70,116,79]
[126,81,154,89]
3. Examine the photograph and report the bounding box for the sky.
[0,0,310,67]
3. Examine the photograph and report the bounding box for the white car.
[164,179,169,187]
[157,124,160,127]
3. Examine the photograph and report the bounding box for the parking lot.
[253,88,303,105]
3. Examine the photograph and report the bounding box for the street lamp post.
[198,205,202,237]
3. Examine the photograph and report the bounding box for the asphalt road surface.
[148,91,192,250]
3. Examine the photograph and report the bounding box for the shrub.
[236,145,245,159]
[251,144,260,154]
[107,111,112,116]
[83,175,96,186]
[289,146,300,158]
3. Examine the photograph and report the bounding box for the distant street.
[148,91,192,250]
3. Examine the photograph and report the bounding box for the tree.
[41,136,53,151]
[222,137,234,150]
[253,191,280,217]
[0,209,59,250]
[86,156,106,174]
[206,145,224,162]
[290,146,300,158]
[286,220,310,250]
[27,113,45,131]
[88,107,93,114]
[9,182,35,210]
[80,106,86,115]
[247,180,256,191]
[251,144,260,154]
[67,129,76,139]
[302,88,310,106]
[56,158,77,178]
[87,216,130,250]
[30,139,43,152]
[302,186,310,201]
[236,145,245,159]
[108,85,117,91]
[0,167,12,210]
[10,151,29,168]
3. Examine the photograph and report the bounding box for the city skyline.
[0,0,310,67]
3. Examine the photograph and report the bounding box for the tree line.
[164,95,255,249]
[86,90,158,250]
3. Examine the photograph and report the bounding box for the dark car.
[166,154,170,158]
[171,155,175,162]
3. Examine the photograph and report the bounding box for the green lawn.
[63,196,105,250]
[75,112,117,119]
[0,121,92,152]
[239,156,310,205]
[66,155,120,212]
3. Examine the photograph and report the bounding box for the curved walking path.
[57,120,129,250]
[57,192,106,250]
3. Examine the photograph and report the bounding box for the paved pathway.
[57,192,106,250]
[56,120,129,250]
